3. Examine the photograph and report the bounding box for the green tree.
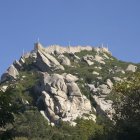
[0,88,19,139]
[112,72,140,140]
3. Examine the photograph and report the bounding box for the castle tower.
[34,42,44,51]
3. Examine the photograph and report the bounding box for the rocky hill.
[0,42,139,139]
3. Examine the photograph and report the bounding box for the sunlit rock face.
[126,64,137,72]
[1,65,19,82]
[36,72,96,125]
[34,43,65,72]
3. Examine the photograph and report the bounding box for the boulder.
[67,82,82,97]
[113,77,123,82]
[13,60,22,70]
[19,57,25,65]
[43,74,67,93]
[42,91,54,111]
[1,65,19,82]
[92,95,114,118]
[83,55,94,61]
[106,79,113,89]
[126,64,137,72]
[97,77,102,80]
[98,84,111,95]
[92,71,99,75]
[94,55,105,64]
[36,50,64,72]
[87,84,97,92]
[83,55,94,66]
[87,83,113,119]
[0,85,8,92]
[86,60,94,66]
[58,54,71,66]
[63,73,78,83]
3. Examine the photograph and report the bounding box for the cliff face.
[0,42,138,126]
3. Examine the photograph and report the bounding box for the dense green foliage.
[111,72,140,140]
[0,90,14,128]
[12,116,112,140]
[0,88,20,140]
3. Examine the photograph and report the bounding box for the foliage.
[112,72,140,140]
[11,112,109,140]
[0,88,20,140]
[75,50,97,58]
[0,89,21,126]
[12,109,50,140]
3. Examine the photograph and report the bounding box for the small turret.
[34,42,44,51]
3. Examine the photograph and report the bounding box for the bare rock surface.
[62,73,78,83]
[36,49,64,71]
[94,55,105,64]
[58,54,71,66]
[126,64,137,72]
[0,85,8,92]
[83,55,94,66]
[37,73,95,125]
[87,83,113,119]
[1,65,19,82]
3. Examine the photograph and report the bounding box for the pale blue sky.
[0,0,140,75]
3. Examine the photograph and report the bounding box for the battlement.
[34,42,111,55]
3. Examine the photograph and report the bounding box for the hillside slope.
[0,42,139,139]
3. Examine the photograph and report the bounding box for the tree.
[112,72,140,140]
[0,87,19,139]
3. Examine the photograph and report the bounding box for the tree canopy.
[112,72,140,140]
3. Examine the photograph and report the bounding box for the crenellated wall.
[34,42,111,55]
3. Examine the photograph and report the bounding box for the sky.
[0,0,140,76]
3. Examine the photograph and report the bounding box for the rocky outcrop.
[83,55,94,66]
[62,73,78,83]
[1,65,19,82]
[58,54,71,66]
[92,71,99,75]
[106,79,113,89]
[98,84,111,95]
[83,54,105,65]
[94,55,105,64]
[93,95,113,118]
[87,82,113,119]
[36,50,64,72]
[113,77,123,82]
[13,60,22,70]
[37,73,95,125]
[126,64,137,72]
[0,85,8,92]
